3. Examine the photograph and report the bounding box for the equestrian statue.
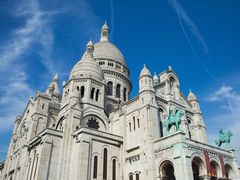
[215,129,233,149]
[164,106,184,133]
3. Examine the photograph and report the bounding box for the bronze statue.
[215,129,233,148]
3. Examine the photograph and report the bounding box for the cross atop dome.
[100,21,109,42]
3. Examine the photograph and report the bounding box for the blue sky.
[0,0,240,162]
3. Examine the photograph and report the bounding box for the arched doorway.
[225,164,234,179]
[210,161,220,180]
[192,157,205,180]
[160,161,176,180]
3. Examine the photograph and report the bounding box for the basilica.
[0,22,239,180]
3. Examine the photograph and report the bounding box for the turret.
[188,89,201,113]
[139,64,155,93]
[187,89,207,143]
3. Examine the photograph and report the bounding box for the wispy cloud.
[167,0,220,82]
[168,0,208,54]
[0,0,56,133]
[0,0,101,160]
[0,0,53,72]
[207,85,234,102]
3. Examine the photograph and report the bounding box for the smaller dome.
[70,41,104,82]
[188,89,197,101]
[140,64,151,78]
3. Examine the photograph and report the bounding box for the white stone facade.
[1,22,239,180]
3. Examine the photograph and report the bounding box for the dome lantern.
[86,39,94,56]
[100,21,109,42]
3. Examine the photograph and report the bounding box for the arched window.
[225,164,234,179]
[129,122,131,132]
[103,148,108,180]
[93,156,98,178]
[210,161,220,178]
[90,87,95,100]
[188,119,192,139]
[159,108,164,137]
[169,77,175,95]
[123,88,127,101]
[95,89,100,101]
[129,174,133,180]
[27,159,32,180]
[137,118,140,128]
[107,82,113,95]
[160,161,175,180]
[133,117,136,130]
[80,86,85,98]
[116,84,121,98]
[33,155,39,179]
[103,30,108,37]
[136,174,139,180]
[112,159,116,180]
[192,157,205,180]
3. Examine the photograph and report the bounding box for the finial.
[189,89,192,93]
[168,66,172,71]
[144,64,146,68]
[154,71,157,75]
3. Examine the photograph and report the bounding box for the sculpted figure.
[215,129,233,148]
[164,106,184,132]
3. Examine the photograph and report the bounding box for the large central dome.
[70,22,132,112]
[93,41,125,64]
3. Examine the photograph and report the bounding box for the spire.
[46,74,60,95]
[153,72,159,85]
[86,39,94,57]
[100,21,109,42]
